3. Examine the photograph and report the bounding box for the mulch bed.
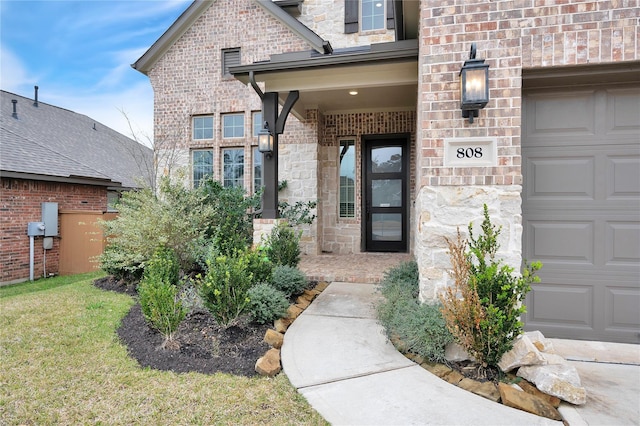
[94,276,270,377]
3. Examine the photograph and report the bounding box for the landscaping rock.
[314,281,330,292]
[525,330,554,353]
[498,334,547,372]
[443,370,464,385]
[541,352,568,366]
[517,379,561,408]
[445,342,475,362]
[517,363,587,405]
[498,383,563,421]
[295,297,311,309]
[287,304,304,320]
[255,348,281,377]
[264,329,284,349]
[274,318,292,333]
[421,362,453,379]
[458,378,500,402]
[301,289,320,301]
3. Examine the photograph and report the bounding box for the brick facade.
[0,178,107,284]
[415,0,639,301]
[144,0,638,295]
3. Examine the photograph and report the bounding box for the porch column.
[262,92,279,219]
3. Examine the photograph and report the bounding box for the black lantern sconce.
[460,43,489,123]
[257,121,274,156]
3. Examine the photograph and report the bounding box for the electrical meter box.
[27,222,46,236]
[42,202,58,236]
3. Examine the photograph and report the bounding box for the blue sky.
[1,0,192,145]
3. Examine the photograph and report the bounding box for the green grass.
[0,274,327,425]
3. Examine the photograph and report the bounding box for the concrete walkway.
[281,282,640,426]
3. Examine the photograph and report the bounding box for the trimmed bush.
[263,222,301,267]
[377,260,453,363]
[271,265,307,298]
[247,283,289,325]
[144,246,180,286]
[197,253,253,326]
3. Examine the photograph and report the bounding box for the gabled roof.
[132,0,332,75]
[0,90,153,189]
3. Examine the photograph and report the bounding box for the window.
[345,0,390,33]
[222,48,240,77]
[339,139,356,218]
[193,149,213,188]
[223,113,244,138]
[361,0,385,31]
[252,111,263,137]
[193,116,213,140]
[107,191,120,212]
[253,147,262,193]
[223,148,244,188]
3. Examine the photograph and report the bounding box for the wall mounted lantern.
[460,43,489,123]
[257,121,274,155]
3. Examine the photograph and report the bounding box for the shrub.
[263,222,301,267]
[197,252,254,326]
[245,247,274,285]
[247,283,289,325]
[143,246,180,286]
[439,205,542,368]
[271,265,307,298]
[99,176,215,277]
[138,279,186,345]
[377,261,452,363]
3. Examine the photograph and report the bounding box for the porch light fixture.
[257,121,274,155]
[460,43,489,123]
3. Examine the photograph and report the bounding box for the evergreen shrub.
[247,283,289,325]
[271,265,307,298]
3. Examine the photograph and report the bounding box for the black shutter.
[345,0,358,33]
[386,0,395,29]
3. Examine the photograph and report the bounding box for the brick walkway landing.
[298,252,414,283]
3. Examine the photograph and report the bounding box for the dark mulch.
[94,277,271,377]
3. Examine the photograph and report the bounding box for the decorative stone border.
[255,281,329,377]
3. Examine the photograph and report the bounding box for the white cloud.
[0,45,40,93]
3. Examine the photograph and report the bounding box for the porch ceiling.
[231,40,419,119]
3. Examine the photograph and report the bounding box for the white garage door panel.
[523,84,640,343]
[607,287,640,329]
[609,156,640,197]
[607,222,640,265]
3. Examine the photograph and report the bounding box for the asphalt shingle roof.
[0,90,153,189]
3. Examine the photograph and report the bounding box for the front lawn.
[0,273,326,425]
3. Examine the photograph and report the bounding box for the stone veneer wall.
[415,0,640,302]
[318,110,416,254]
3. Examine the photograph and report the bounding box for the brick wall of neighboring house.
[0,177,107,284]
[318,110,416,254]
[415,0,640,301]
[297,0,395,48]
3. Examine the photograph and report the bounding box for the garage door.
[522,83,640,343]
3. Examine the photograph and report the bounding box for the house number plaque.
[443,137,497,167]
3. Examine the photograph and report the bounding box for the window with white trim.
[223,113,244,138]
[192,149,213,188]
[339,139,356,218]
[193,116,213,140]
[252,111,263,137]
[223,148,244,188]
[361,0,385,31]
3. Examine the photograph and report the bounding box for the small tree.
[440,205,542,369]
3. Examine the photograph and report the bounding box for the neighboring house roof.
[132,0,332,75]
[0,90,153,189]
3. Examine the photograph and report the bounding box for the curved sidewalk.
[281,282,560,425]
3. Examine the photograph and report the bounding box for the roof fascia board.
[132,0,214,75]
[253,0,332,54]
[0,171,119,187]
[230,41,417,80]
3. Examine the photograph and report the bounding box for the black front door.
[364,137,408,252]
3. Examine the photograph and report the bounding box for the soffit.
[232,41,418,118]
